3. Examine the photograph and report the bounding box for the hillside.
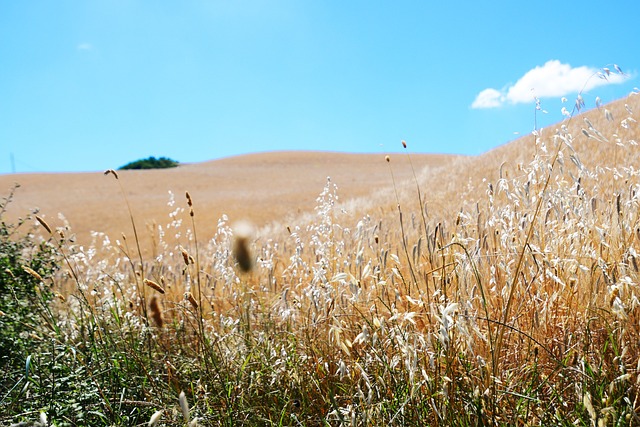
[0,151,459,250]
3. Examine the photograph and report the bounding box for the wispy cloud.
[471,60,628,109]
[77,42,93,51]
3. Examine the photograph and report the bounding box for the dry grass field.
[0,151,459,251]
[2,87,640,426]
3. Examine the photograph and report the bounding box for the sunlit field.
[2,83,640,425]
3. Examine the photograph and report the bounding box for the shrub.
[118,156,179,170]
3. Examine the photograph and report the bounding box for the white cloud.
[471,60,628,109]
[77,42,93,51]
[471,88,504,109]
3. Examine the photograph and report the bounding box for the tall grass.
[3,75,640,425]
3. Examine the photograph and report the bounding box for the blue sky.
[1,1,638,174]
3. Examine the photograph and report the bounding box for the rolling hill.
[1,92,638,252]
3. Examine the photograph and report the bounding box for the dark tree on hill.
[118,156,179,170]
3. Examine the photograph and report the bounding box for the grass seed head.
[36,216,52,234]
[104,169,119,179]
[186,192,194,216]
[179,391,190,423]
[22,266,43,282]
[185,292,198,309]
[148,410,163,427]
[233,220,254,273]
[144,278,165,294]
[181,246,190,265]
[149,296,163,328]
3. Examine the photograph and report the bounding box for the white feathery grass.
[179,391,190,423]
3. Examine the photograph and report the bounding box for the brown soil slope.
[0,151,459,249]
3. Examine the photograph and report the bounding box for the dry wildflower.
[385,155,390,163]
[148,410,163,427]
[185,292,198,309]
[149,296,163,328]
[179,391,190,423]
[401,140,407,148]
[22,266,43,282]
[35,216,52,234]
[144,278,165,294]
[104,169,119,179]
[233,220,254,272]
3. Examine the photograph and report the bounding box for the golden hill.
[0,151,459,250]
